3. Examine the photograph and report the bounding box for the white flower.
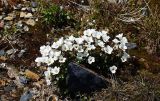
[44,66,60,85]
[119,37,128,51]
[59,55,66,63]
[121,37,128,44]
[109,65,117,74]
[54,51,61,57]
[103,45,113,54]
[121,52,130,62]
[83,29,96,36]
[44,68,52,85]
[97,40,105,47]
[112,39,120,44]
[50,66,60,75]
[46,57,55,65]
[101,30,108,35]
[62,44,69,51]
[57,37,64,46]
[35,57,48,65]
[76,52,84,60]
[68,35,75,42]
[75,38,84,44]
[102,34,110,42]
[113,35,128,51]
[40,45,52,56]
[77,45,84,52]
[116,33,123,39]
[86,44,96,51]
[44,67,51,79]
[88,56,95,64]
[82,35,94,43]
[51,42,59,49]
[119,43,127,51]
[51,37,64,49]
[83,50,89,57]
[92,31,102,39]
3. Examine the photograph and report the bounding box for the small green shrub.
[42,4,74,28]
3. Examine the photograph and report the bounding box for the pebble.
[24,13,33,18]
[20,12,26,18]
[31,8,36,12]
[19,76,28,84]
[23,25,29,31]
[0,16,3,20]
[25,19,35,26]
[35,18,38,21]
[16,21,23,29]
[4,16,14,21]
[31,2,38,8]
[0,21,4,28]
[126,43,137,49]
[21,7,27,11]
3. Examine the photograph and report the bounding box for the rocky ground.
[0,0,160,101]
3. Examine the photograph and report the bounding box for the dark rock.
[20,91,33,101]
[67,62,108,93]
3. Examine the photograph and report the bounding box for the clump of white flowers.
[35,29,130,85]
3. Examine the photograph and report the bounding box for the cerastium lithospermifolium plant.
[35,29,130,85]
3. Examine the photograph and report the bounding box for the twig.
[5,37,15,51]
[143,0,153,17]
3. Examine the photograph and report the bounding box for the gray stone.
[20,91,33,101]
[20,12,26,18]
[19,76,28,84]
[21,7,27,11]
[31,2,38,8]
[0,50,5,56]
[126,43,137,49]
[67,62,108,93]
[23,25,29,31]
[16,21,23,29]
